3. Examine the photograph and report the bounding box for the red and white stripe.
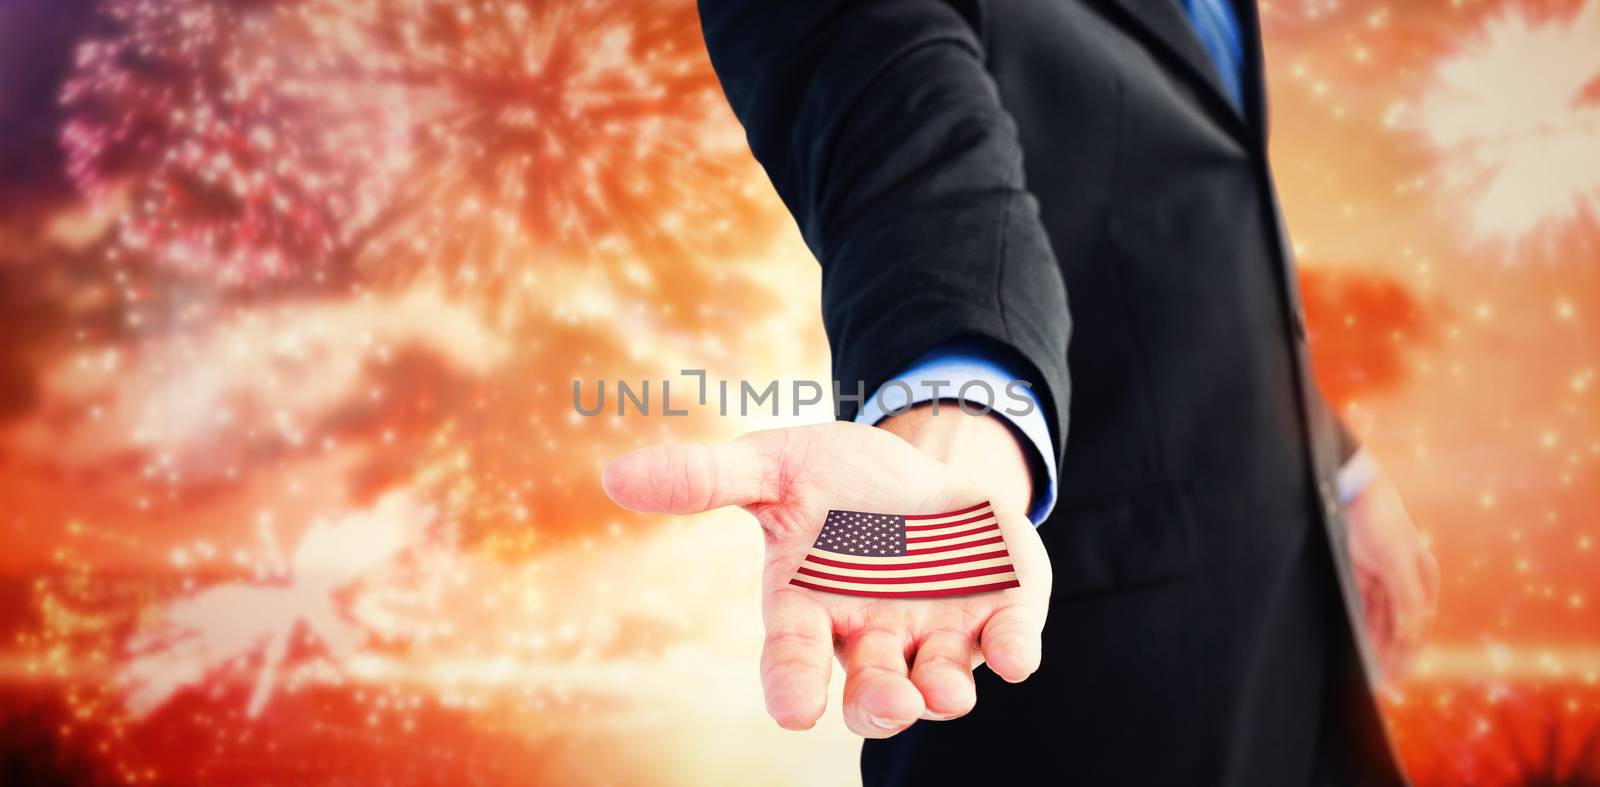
[789,501,1020,598]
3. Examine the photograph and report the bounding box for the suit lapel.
[1232,0,1270,144]
[1100,0,1254,143]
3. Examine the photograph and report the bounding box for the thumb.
[601,432,784,514]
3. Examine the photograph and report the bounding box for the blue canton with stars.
[815,510,906,556]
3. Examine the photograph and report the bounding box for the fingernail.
[866,713,898,730]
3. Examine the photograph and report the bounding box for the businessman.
[602,0,1439,783]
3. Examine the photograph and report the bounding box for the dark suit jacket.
[700,0,1407,783]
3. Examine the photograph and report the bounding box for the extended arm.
[601,1,1069,737]
[700,0,1071,466]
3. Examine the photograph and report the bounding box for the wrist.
[876,402,1033,515]
[1337,447,1380,506]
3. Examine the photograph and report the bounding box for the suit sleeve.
[1334,415,1360,466]
[1308,384,1360,465]
[698,0,1073,466]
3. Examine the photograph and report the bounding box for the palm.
[604,421,1051,736]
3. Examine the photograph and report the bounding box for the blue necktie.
[1181,0,1246,111]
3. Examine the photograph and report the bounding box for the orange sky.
[0,0,1597,784]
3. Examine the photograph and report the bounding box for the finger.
[1411,546,1441,662]
[760,588,833,730]
[910,629,977,720]
[1408,546,1440,643]
[1363,580,1407,684]
[601,431,783,514]
[1357,570,1388,651]
[1390,641,1421,683]
[842,629,923,738]
[1382,543,1429,659]
[1360,574,1393,655]
[979,604,1044,683]
[1392,573,1433,681]
[1418,544,1441,609]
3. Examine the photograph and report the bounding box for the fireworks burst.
[60,0,414,286]
[298,0,772,318]
[1409,0,1600,254]
[120,492,436,719]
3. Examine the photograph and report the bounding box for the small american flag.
[788,501,1019,598]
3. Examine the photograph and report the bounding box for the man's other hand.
[601,411,1050,737]
[1346,473,1440,684]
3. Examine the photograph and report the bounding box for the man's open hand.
[601,419,1051,737]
